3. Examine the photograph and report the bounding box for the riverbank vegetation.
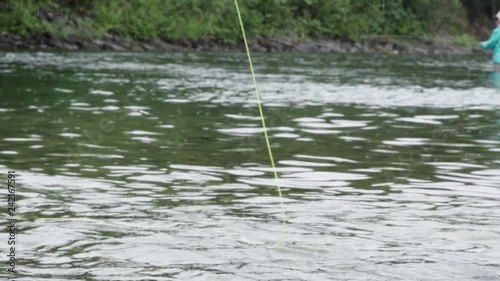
[1,0,499,44]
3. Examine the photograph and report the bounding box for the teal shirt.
[481,26,500,64]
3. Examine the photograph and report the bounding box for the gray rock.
[104,42,126,51]
[294,42,318,52]
[62,43,78,50]
[76,40,94,50]
[149,39,181,51]
[319,41,345,53]
[128,41,144,51]
[259,39,288,52]
[249,40,266,52]
[93,39,105,48]
[412,47,429,55]
[142,43,154,51]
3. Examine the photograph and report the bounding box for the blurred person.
[480,11,500,72]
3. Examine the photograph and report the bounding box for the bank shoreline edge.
[0,31,489,55]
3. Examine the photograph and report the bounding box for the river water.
[0,52,499,280]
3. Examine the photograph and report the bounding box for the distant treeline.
[1,0,499,41]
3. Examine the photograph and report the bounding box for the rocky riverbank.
[0,31,489,55]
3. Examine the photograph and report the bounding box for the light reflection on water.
[0,52,499,280]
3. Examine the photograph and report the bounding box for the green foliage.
[0,0,492,42]
[454,33,478,47]
[0,0,41,35]
[90,0,239,40]
[403,0,467,34]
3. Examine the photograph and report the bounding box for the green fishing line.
[234,0,286,248]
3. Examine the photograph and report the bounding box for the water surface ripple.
[0,52,499,280]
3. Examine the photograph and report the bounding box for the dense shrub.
[0,0,498,41]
